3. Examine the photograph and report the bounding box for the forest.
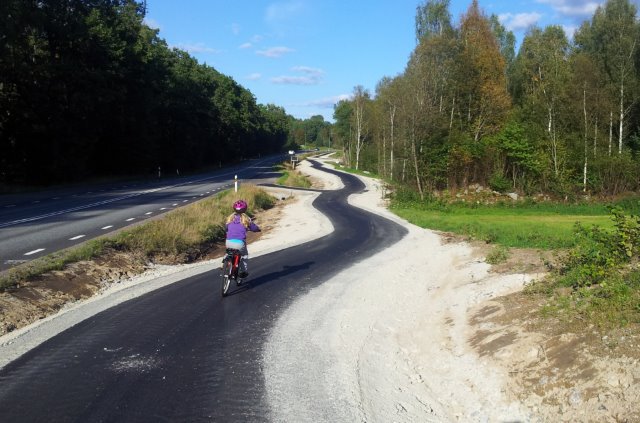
[333,0,640,200]
[0,0,298,186]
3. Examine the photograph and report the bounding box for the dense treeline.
[288,115,332,149]
[0,0,295,186]
[333,0,640,199]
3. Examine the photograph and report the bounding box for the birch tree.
[576,0,639,154]
[513,26,570,178]
[352,85,370,171]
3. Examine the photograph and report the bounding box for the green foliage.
[0,0,292,186]
[488,172,511,192]
[556,207,640,288]
[486,245,511,264]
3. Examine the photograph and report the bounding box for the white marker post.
[234,175,238,192]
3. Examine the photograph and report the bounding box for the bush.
[489,172,511,193]
[556,207,640,288]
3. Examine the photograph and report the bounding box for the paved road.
[0,155,286,271]
[0,162,408,422]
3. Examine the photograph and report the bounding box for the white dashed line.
[126,218,135,222]
[206,191,210,194]
[4,204,16,208]
[183,200,188,203]
[172,204,178,207]
[160,208,167,211]
[101,225,113,230]
[24,248,45,256]
[69,235,85,240]
[145,212,153,215]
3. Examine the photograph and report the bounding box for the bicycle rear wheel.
[221,259,232,297]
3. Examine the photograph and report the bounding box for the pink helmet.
[233,199,247,213]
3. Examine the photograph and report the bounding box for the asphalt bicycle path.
[0,161,408,422]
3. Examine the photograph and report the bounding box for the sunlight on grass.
[391,206,613,249]
[0,184,275,290]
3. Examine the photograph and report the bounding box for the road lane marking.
[126,218,135,222]
[145,212,153,215]
[4,204,16,208]
[172,203,178,206]
[69,235,85,240]
[24,248,45,256]
[101,225,113,230]
[160,208,167,210]
[183,200,188,203]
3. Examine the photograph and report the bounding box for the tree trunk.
[619,81,624,154]
[410,116,424,200]
[583,85,588,193]
[609,111,613,156]
[449,96,455,130]
[593,116,598,157]
[389,105,396,181]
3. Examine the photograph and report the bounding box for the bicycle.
[220,248,245,297]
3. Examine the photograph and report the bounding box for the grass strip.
[0,185,275,291]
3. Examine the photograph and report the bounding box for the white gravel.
[263,158,536,422]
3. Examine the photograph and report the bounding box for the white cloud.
[271,65,324,85]
[239,42,253,49]
[536,0,602,18]
[300,94,350,108]
[498,12,542,31]
[246,73,262,80]
[173,43,220,54]
[271,76,319,85]
[292,66,324,76]
[256,46,295,58]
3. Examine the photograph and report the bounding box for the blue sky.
[144,0,628,122]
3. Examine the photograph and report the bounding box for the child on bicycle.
[225,199,261,278]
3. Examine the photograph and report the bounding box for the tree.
[415,0,453,42]
[512,26,571,179]
[574,0,639,155]
[352,85,370,171]
[458,0,510,143]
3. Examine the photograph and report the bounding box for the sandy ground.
[2,157,638,422]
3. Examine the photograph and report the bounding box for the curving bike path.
[0,161,408,422]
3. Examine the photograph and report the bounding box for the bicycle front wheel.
[221,259,232,297]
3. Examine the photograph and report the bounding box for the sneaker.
[238,271,249,278]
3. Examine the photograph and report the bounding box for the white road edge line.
[101,225,113,230]
[145,212,153,215]
[24,248,45,256]
[69,235,85,240]
[126,218,135,222]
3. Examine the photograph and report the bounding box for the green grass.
[0,184,275,290]
[390,202,615,249]
[275,163,312,188]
